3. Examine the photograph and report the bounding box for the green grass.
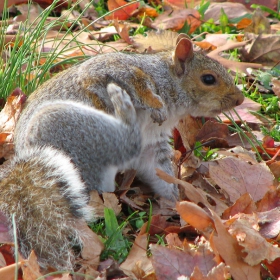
[0,0,124,100]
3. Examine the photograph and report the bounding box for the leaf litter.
[1,0,280,279]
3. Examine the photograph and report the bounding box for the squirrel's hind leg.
[107,83,137,126]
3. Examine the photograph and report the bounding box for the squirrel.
[14,33,244,201]
[0,83,141,270]
[0,33,244,270]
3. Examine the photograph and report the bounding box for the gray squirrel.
[14,34,244,201]
[1,33,244,270]
[0,83,141,270]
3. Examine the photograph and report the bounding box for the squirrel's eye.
[201,74,216,85]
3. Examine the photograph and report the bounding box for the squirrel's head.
[172,35,244,117]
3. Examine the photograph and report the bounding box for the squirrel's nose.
[236,95,244,106]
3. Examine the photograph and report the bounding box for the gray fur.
[0,84,141,269]
[15,37,244,201]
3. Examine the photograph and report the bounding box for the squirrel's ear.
[175,33,191,45]
[173,37,194,76]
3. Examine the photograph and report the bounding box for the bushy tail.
[0,146,94,270]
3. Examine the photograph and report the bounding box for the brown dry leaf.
[50,274,72,280]
[39,31,129,58]
[150,239,218,279]
[163,0,200,9]
[257,208,280,239]
[151,8,201,32]
[132,30,178,53]
[196,120,229,143]
[237,18,253,30]
[0,88,27,159]
[228,214,280,265]
[228,0,277,12]
[241,34,280,65]
[22,251,42,280]
[207,41,262,74]
[263,257,280,279]
[113,21,133,45]
[0,263,22,280]
[176,115,202,169]
[176,201,214,233]
[222,193,257,220]
[156,168,228,215]
[120,233,152,279]
[257,188,280,212]
[204,2,251,22]
[195,120,257,149]
[103,192,122,216]
[78,219,104,269]
[89,190,105,218]
[244,7,271,34]
[106,0,140,20]
[190,262,231,280]
[119,169,137,190]
[0,0,33,12]
[210,211,261,280]
[165,233,184,248]
[271,78,280,98]
[132,4,159,18]
[209,156,274,203]
[139,214,175,236]
[218,97,263,124]
[203,34,238,48]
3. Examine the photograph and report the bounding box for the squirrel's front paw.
[150,107,168,125]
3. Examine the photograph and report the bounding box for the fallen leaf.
[163,0,197,9]
[151,8,201,32]
[176,116,202,169]
[241,34,280,65]
[103,193,122,216]
[78,219,104,270]
[151,239,219,279]
[0,263,22,280]
[106,0,140,20]
[269,161,280,183]
[156,168,228,215]
[176,201,214,233]
[21,251,42,280]
[207,41,263,74]
[209,156,274,203]
[204,2,251,22]
[263,257,280,278]
[271,78,280,98]
[210,211,261,280]
[222,193,257,220]
[120,233,152,279]
[0,88,27,159]
[89,190,105,218]
[257,188,280,212]
[219,97,263,124]
[244,7,271,34]
[228,0,277,12]
[190,262,231,280]
[228,214,280,265]
[257,207,280,239]
[237,18,252,30]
